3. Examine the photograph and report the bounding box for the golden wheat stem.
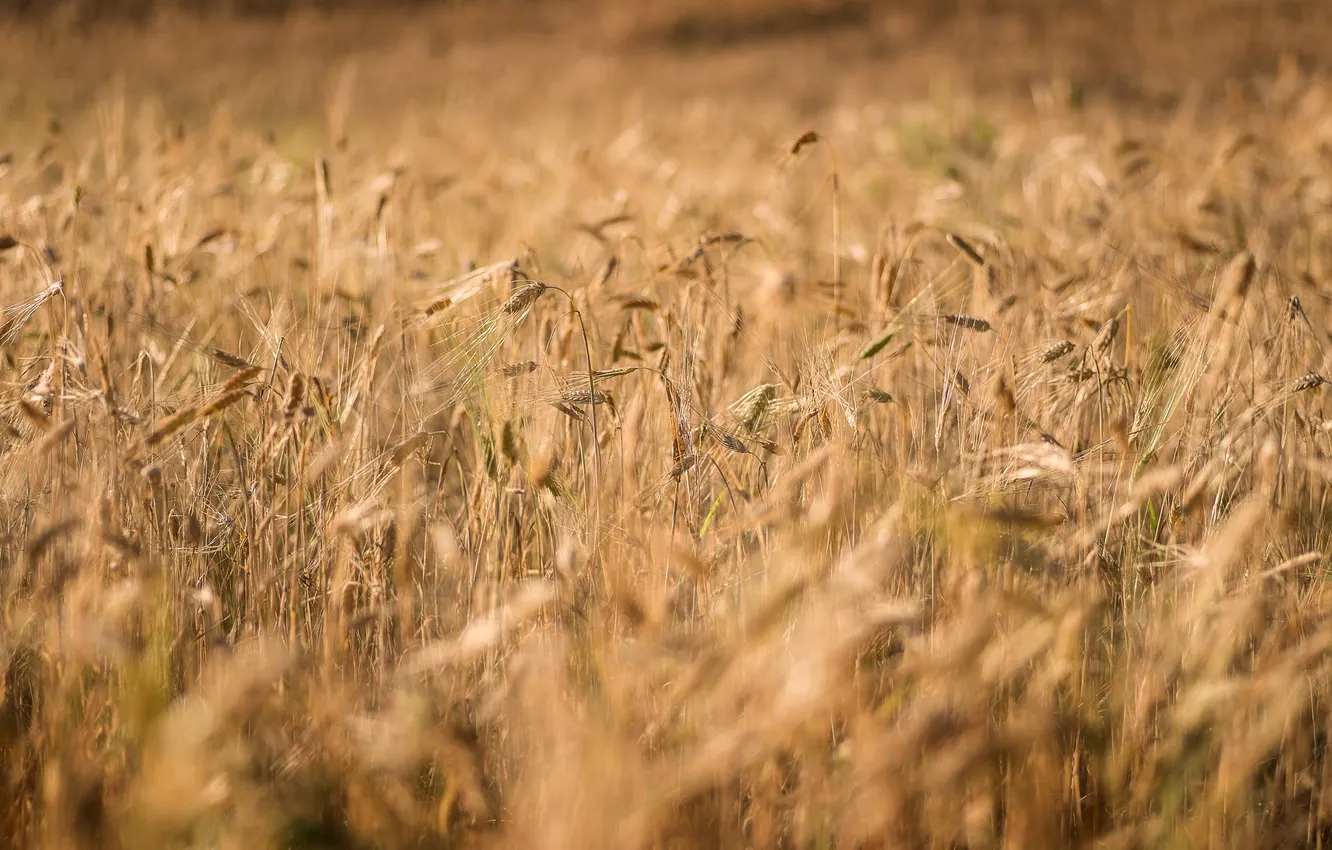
[547,285,604,576]
[830,145,841,293]
[788,131,841,320]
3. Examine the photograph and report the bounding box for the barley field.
[3,3,1332,848]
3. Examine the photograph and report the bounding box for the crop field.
[3,2,1332,847]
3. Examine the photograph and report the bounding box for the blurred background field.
[5,0,1332,116]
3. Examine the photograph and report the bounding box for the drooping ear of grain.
[1091,316,1121,359]
[1041,340,1076,363]
[141,389,248,452]
[729,383,778,433]
[502,360,539,378]
[1293,373,1326,392]
[389,431,431,466]
[142,404,203,448]
[789,130,820,157]
[502,282,548,315]
[282,372,306,422]
[198,388,249,418]
[941,313,991,333]
[221,365,263,393]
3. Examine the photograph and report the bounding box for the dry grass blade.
[860,328,898,360]
[141,388,249,451]
[134,313,255,370]
[1260,551,1321,579]
[945,232,986,267]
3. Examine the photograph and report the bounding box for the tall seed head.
[502,282,549,315]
